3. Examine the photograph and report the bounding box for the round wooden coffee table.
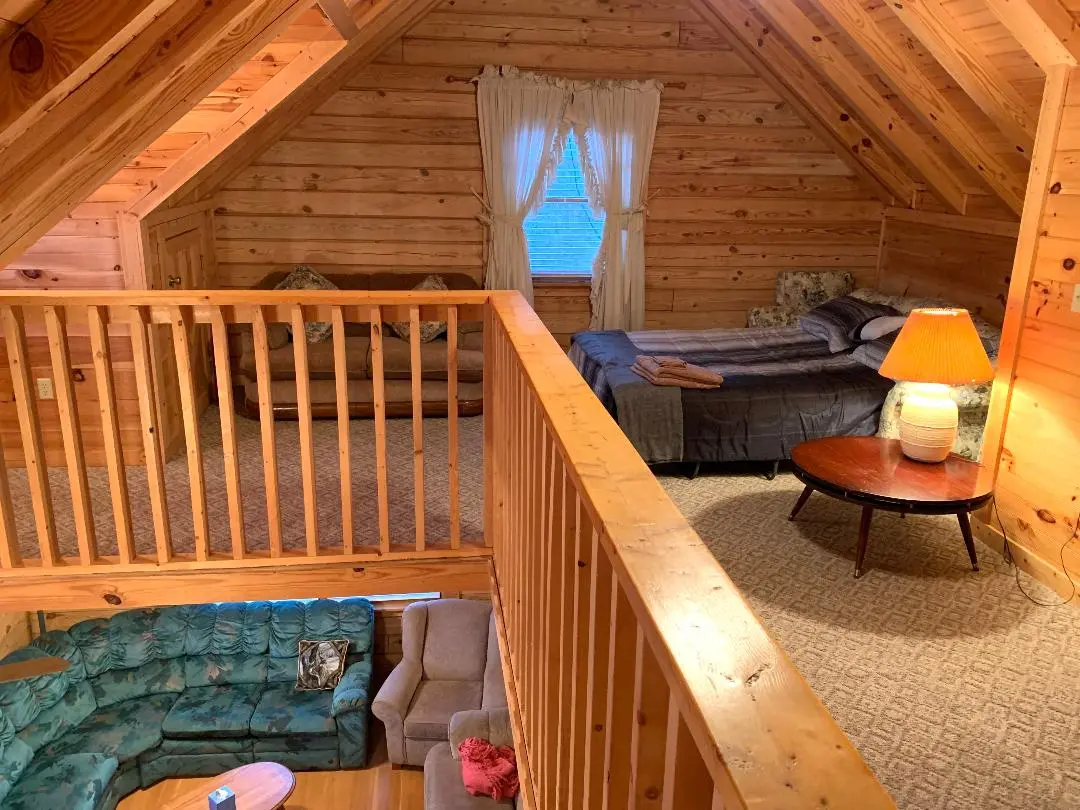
[790,436,993,578]
[160,762,295,810]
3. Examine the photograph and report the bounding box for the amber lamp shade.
[878,309,994,463]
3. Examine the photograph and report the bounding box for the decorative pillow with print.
[390,275,450,343]
[275,265,338,343]
[296,639,349,690]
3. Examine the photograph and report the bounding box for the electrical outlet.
[35,378,54,400]
[1072,284,1080,313]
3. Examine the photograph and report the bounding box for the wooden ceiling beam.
[169,0,444,205]
[812,0,1027,215]
[0,0,175,144]
[887,0,1037,157]
[317,0,360,38]
[0,0,314,267]
[983,0,1080,68]
[695,0,919,206]
[739,0,969,212]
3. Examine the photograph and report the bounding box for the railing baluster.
[129,306,171,563]
[291,305,319,556]
[87,305,134,564]
[553,466,576,806]
[169,305,209,561]
[567,496,592,809]
[483,302,495,549]
[631,627,671,809]
[604,575,638,810]
[583,532,613,807]
[0,439,20,569]
[44,305,96,564]
[331,307,353,554]
[370,309,390,552]
[252,305,282,556]
[209,306,246,559]
[540,439,564,805]
[661,696,716,810]
[409,306,425,550]
[447,304,460,549]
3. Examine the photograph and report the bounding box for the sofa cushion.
[0,753,117,810]
[267,599,374,683]
[382,336,484,383]
[90,658,185,708]
[250,684,336,737]
[38,692,177,764]
[181,602,272,658]
[0,724,32,805]
[0,648,79,733]
[162,684,264,739]
[422,600,493,682]
[68,608,187,679]
[239,335,371,382]
[405,680,483,742]
[184,654,268,687]
[15,680,96,753]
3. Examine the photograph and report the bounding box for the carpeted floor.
[6,412,1080,809]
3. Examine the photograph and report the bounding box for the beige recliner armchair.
[373,599,507,766]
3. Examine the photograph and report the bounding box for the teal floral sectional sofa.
[0,598,375,810]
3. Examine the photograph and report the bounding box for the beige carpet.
[7,412,1080,809]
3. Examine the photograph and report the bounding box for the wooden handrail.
[487,291,895,810]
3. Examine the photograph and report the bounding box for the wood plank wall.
[877,212,1019,326]
[980,67,1080,589]
[212,0,886,346]
[0,612,31,659]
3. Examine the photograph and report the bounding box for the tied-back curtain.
[477,65,572,306]
[570,80,662,331]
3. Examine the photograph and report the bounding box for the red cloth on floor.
[458,737,519,801]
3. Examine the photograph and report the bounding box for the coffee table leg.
[855,506,873,578]
[789,485,813,521]
[956,511,980,571]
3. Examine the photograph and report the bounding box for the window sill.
[533,275,591,287]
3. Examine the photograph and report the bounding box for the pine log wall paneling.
[0,612,31,659]
[212,0,886,346]
[877,211,1019,326]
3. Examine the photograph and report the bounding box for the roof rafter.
[812,0,1027,214]
[694,0,919,205]
[982,0,1080,68]
[740,0,970,212]
[317,0,360,38]
[0,0,315,267]
[887,0,1037,157]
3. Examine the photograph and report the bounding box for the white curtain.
[570,80,662,331]
[476,65,571,306]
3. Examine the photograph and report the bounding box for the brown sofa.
[232,271,484,419]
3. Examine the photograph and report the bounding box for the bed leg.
[687,462,701,480]
[765,460,779,481]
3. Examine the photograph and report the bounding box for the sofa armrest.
[371,658,422,765]
[332,656,374,768]
[448,708,514,759]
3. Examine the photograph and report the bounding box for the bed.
[570,324,894,465]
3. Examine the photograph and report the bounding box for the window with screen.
[524,134,605,278]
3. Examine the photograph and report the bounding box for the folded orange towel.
[633,355,724,387]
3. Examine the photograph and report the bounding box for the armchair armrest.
[448,708,514,759]
[371,658,422,765]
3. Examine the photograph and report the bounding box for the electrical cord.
[991,495,1078,607]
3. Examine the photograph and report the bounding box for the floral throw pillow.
[275,265,337,343]
[390,275,449,343]
[296,639,349,690]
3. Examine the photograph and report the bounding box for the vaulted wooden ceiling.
[0,0,1074,268]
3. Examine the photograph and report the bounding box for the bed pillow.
[851,334,898,371]
[855,315,907,342]
[799,296,899,352]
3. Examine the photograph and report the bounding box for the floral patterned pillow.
[275,265,337,343]
[390,275,449,343]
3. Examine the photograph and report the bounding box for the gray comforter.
[569,326,894,464]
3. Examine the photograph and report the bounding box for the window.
[524,134,605,278]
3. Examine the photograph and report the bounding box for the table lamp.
[878,308,994,463]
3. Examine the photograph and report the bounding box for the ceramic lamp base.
[898,384,957,463]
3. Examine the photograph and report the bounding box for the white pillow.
[857,315,907,342]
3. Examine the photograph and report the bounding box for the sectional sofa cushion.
[162,684,264,739]
[39,694,177,764]
[89,659,186,708]
[250,686,337,737]
[0,731,32,804]
[15,679,96,752]
[1,753,117,810]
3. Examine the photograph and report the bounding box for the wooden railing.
[486,292,896,810]
[0,290,490,573]
[0,288,895,808]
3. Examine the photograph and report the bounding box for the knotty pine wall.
[0,612,31,659]
[212,0,886,346]
[876,212,1018,327]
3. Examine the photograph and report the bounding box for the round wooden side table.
[790,436,994,578]
[160,761,295,810]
